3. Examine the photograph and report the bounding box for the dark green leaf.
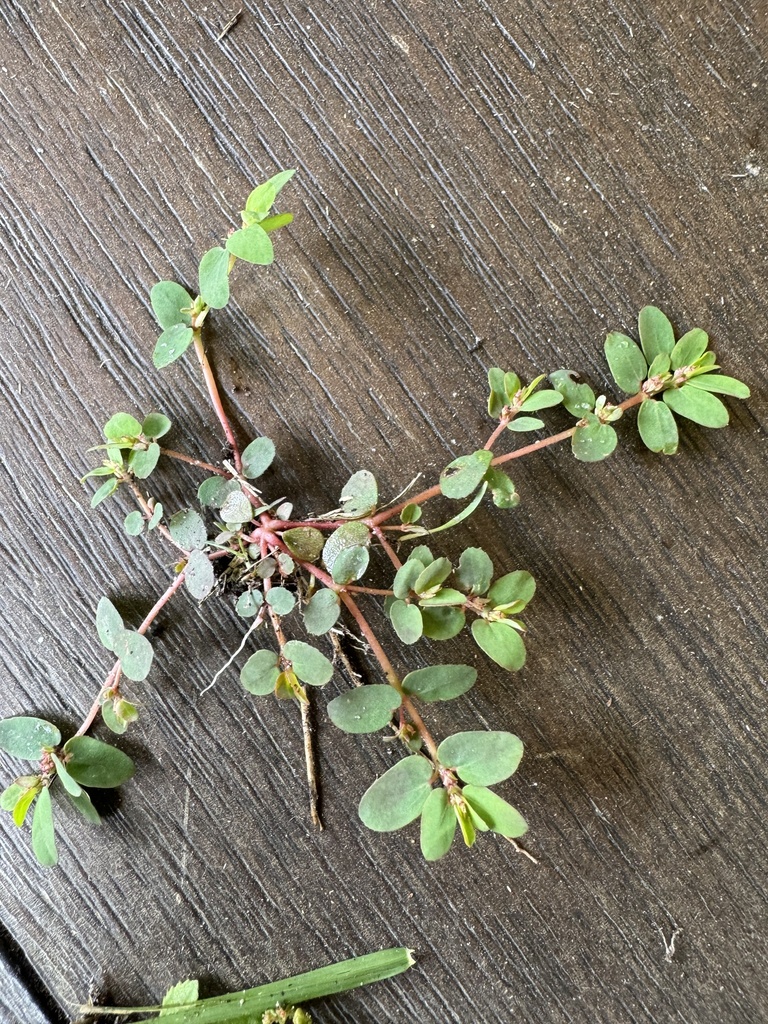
[507,416,545,432]
[66,788,101,824]
[389,600,423,644]
[153,324,194,369]
[670,328,709,370]
[123,510,145,536]
[402,664,476,703]
[283,527,325,562]
[185,549,215,601]
[328,685,402,733]
[142,413,172,439]
[0,717,61,759]
[90,477,118,508]
[604,332,648,394]
[440,450,493,499]
[240,649,280,695]
[420,787,457,861]
[323,522,370,572]
[637,399,679,455]
[339,470,378,518]
[169,509,208,550]
[114,629,154,682]
[31,787,57,867]
[51,753,82,797]
[519,390,563,412]
[463,785,528,837]
[242,436,276,478]
[198,246,230,309]
[331,545,370,584]
[226,224,274,264]
[282,640,333,686]
[549,369,596,417]
[421,605,465,640]
[487,367,508,418]
[488,570,535,610]
[638,305,675,363]
[96,597,124,652]
[485,468,519,509]
[62,735,135,788]
[235,591,263,618]
[104,413,141,440]
[358,755,433,831]
[130,442,161,479]
[472,619,526,672]
[198,476,240,508]
[456,547,493,596]
[571,414,617,462]
[663,385,729,428]
[219,490,254,525]
[687,374,750,399]
[393,560,424,600]
[303,589,341,635]
[437,731,524,785]
[265,587,295,616]
[150,281,193,330]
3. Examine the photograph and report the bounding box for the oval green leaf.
[331,545,370,585]
[420,787,457,861]
[62,736,135,788]
[241,649,280,695]
[485,468,519,509]
[437,731,524,786]
[226,224,274,265]
[604,331,648,394]
[638,305,675,363]
[198,476,240,508]
[686,374,749,399]
[663,385,729,428]
[440,450,493,499]
[169,509,208,550]
[185,549,215,601]
[402,664,477,703]
[282,527,325,562]
[571,416,617,462]
[549,369,596,417]
[265,587,295,616]
[339,470,378,518]
[463,785,528,838]
[0,717,61,759]
[322,521,370,572]
[358,755,434,832]
[471,619,526,672]
[114,629,154,682]
[198,246,230,309]
[328,685,402,733]
[487,570,535,610]
[242,436,276,479]
[150,281,192,330]
[142,413,172,439]
[51,753,82,797]
[670,328,709,370]
[302,589,341,635]
[421,605,465,641]
[235,590,263,618]
[104,413,142,440]
[130,442,161,480]
[389,600,423,645]
[153,324,194,369]
[507,416,545,432]
[637,398,679,454]
[66,788,101,824]
[282,640,333,686]
[123,510,145,536]
[96,597,124,653]
[219,490,254,525]
[31,787,57,867]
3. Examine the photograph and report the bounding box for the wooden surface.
[0,1,766,1021]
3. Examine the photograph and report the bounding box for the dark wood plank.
[0,1,766,1022]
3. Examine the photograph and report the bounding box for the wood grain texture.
[0,1,765,1021]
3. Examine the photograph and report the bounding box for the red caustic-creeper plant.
[0,172,750,867]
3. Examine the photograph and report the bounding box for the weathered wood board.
[0,1,765,1021]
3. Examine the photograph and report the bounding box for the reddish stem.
[193,332,242,473]
[160,448,229,476]
[373,527,402,570]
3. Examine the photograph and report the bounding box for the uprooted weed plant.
[0,172,750,867]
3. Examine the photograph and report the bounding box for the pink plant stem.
[193,332,242,473]
[160,448,229,476]
[373,527,402,570]
[76,571,187,738]
[483,416,511,451]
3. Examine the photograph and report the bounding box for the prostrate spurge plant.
[0,173,750,867]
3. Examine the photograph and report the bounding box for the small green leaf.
[104,413,142,440]
[485,468,519,509]
[400,503,422,524]
[245,169,295,212]
[549,369,596,417]
[236,590,263,617]
[463,785,528,837]
[303,589,340,635]
[638,306,675,363]
[571,414,617,462]
[604,332,648,395]
[66,788,101,824]
[123,510,145,536]
[358,755,433,831]
[637,398,679,454]
[169,509,208,550]
[226,224,274,264]
[670,328,709,370]
[148,503,163,530]
[505,371,525,402]
[456,547,494,596]
[130,442,161,480]
[150,281,193,330]
[647,352,672,377]
[266,587,295,616]
[389,600,423,644]
[507,416,545,432]
[185,549,215,601]
[687,374,750,399]
[101,699,127,735]
[339,470,378,518]
[90,478,118,508]
[142,413,172,439]
[322,522,370,572]
[402,664,476,703]
[0,717,61,759]
[259,212,294,233]
[96,597,124,652]
[51,753,82,797]
[440,450,493,499]
[472,619,526,672]
[487,367,508,418]
[62,735,135,788]
[421,605,465,640]
[114,630,154,682]
[413,558,452,596]
[153,324,195,369]
[328,685,401,733]
[31,787,57,867]
[198,246,230,309]
[663,385,729,428]
[488,570,535,610]
[240,649,280,695]
[1,781,28,812]
[331,545,370,584]
[160,980,200,1016]
[418,588,466,607]
[12,783,40,826]
[393,560,424,600]
[408,545,434,565]
[437,731,524,785]
[519,390,563,412]
[219,490,254,525]
[198,476,240,508]
[282,640,333,686]
[282,527,325,562]
[242,436,276,479]
[420,787,457,861]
